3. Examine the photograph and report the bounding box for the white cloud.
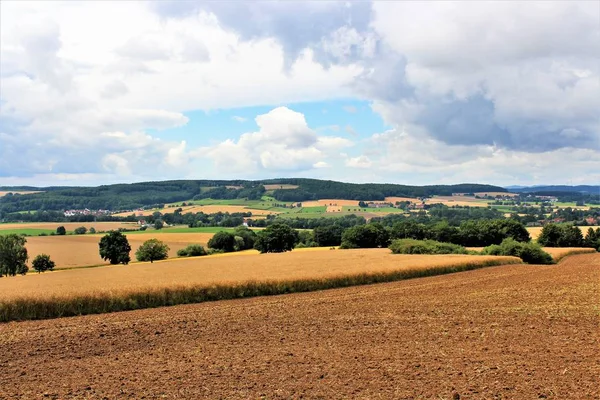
[232,116,247,123]
[345,155,372,169]
[206,107,352,175]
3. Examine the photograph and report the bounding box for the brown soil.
[1,253,598,399]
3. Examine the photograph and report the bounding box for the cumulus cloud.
[206,107,353,175]
[345,155,372,169]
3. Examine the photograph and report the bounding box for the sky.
[0,1,598,187]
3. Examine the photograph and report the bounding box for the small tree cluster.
[583,227,600,251]
[340,223,390,249]
[177,244,208,257]
[482,239,553,264]
[537,224,584,247]
[254,223,299,253]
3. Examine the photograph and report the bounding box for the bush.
[482,238,553,264]
[56,226,66,235]
[32,254,56,273]
[89,227,96,234]
[389,239,468,255]
[177,244,208,257]
[135,239,170,263]
[74,226,87,235]
[208,231,236,253]
[313,225,343,246]
[233,226,257,250]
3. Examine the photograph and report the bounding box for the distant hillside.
[508,185,600,194]
[0,179,506,215]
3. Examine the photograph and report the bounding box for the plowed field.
[1,253,597,399]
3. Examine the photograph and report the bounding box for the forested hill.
[0,179,506,214]
[508,185,600,194]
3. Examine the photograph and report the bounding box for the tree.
[313,225,343,247]
[538,224,584,247]
[74,226,87,235]
[154,220,164,230]
[208,231,236,252]
[99,231,131,265]
[135,239,169,263]
[0,234,29,277]
[32,254,56,273]
[583,227,600,250]
[89,227,96,234]
[233,226,257,250]
[56,226,66,235]
[177,244,207,257]
[340,223,390,249]
[254,223,299,253]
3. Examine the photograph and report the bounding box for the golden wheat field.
[383,196,420,204]
[0,221,139,232]
[23,233,216,269]
[540,247,596,260]
[424,196,490,207]
[0,191,42,197]
[0,249,519,301]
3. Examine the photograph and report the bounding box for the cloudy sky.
[1,1,598,187]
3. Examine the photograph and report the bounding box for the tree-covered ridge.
[0,179,507,214]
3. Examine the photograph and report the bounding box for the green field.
[0,228,55,236]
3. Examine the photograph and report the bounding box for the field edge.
[0,257,520,323]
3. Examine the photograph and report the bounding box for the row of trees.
[538,224,600,249]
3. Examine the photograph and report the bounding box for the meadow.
[0,249,519,321]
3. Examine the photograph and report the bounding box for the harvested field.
[0,250,518,301]
[384,196,420,204]
[114,205,279,217]
[24,233,215,269]
[0,222,139,232]
[263,184,299,190]
[0,190,41,196]
[474,191,519,197]
[1,253,597,398]
[425,196,490,207]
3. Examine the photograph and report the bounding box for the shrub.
[135,239,170,263]
[32,254,56,273]
[56,226,66,235]
[177,244,208,257]
[482,238,553,264]
[74,226,87,235]
[389,239,468,255]
[89,227,96,234]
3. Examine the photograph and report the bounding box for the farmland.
[21,232,216,269]
[0,249,518,301]
[1,253,597,398]
[0,221,139,233]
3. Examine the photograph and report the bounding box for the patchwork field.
[0,250,518,301]
[424,196,490,207]
[114,204,281,217]
[0,191,41,196]
[1,253,597,398]
[23,232,216,269]
[263,184,299,190]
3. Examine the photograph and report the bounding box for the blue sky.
[0,1,598,187]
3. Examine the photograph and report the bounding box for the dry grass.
[25,233,216,269]
[0,222,139,232]
[0,250,518,300]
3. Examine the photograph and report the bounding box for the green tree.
[254,223,299,253]
[340,223,390,249]
[32,254,56,273]
[135,239,169,263]
[89,227,96,234]
[154,220,164,230]
[233,226,257,250]
[538,224,584,247]
[56,226,66,235]
[74,226,87,235]
[583,227,600,250]
[99,231,131,265]
[0,234,29,277]
[313,225,343,247]
[208,231,236,252]
[177,244,207,257]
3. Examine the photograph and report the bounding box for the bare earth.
[1,253,598,399]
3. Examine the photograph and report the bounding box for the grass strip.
[0,258,520,323]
